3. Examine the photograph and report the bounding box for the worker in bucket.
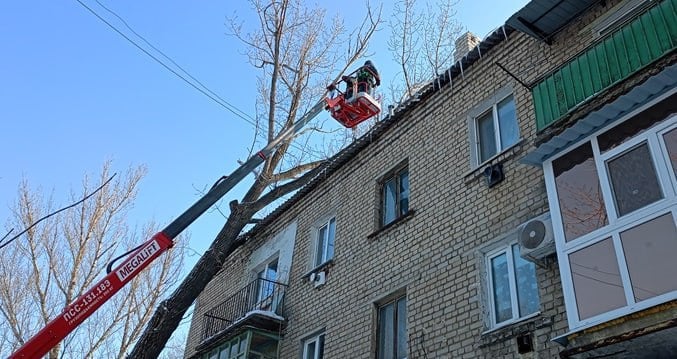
[343,60,381,101]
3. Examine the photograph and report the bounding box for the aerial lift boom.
[8,99,337,359]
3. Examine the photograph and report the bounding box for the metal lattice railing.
[202,278,287,340]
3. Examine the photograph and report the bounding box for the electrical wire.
[0,174,116,250]
[74,0,258,127]
[76,0,329,160]
[93,0,256,124]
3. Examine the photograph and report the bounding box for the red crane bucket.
[325,79,381,128]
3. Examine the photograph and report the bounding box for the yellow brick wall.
[185,1,633,358]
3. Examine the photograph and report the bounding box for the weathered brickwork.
[185,1,651,358]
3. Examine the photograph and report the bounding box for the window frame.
[375,294,408,359]
[592,0,653,39]
[379,164,410,228]
[544,105,677,331]
[202,331,250,359]
[312,216,336,268]
[468,87,520,168]
[301,331,325,359]
[255,256,279,308]
[485,242,541,330]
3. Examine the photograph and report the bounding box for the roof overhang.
[506,0,601,43]
[521,63,677,166]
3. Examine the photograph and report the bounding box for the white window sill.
[464,139,525,180]
[482,311,541,335]
[302,259,334,279]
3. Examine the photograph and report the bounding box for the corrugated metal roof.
[506,0,601,42]
[521,63,677,166]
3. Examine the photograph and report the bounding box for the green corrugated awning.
[532,0,677,131]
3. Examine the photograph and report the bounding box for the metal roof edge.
[241,26,517,241]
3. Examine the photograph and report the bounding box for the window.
[592,0,652,38]
[544,106,677,329]
[376,295,407,359]
[314,218,336,267]
[256,257,278,309]
[302,332,325,359]
[381,166,409,227]
[202,331,279,359]
[472,95,519,164]
[202,332,249,359]
[487,244,540,327]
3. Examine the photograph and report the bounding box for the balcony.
[201,278,287,343]
[531,0,677,131]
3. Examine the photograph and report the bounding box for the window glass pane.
[477,110,497,163]
[554,143,608,241]
[230,340,239,357]
[569,238,626,319]
[258,259,278,303]
[250,333,278,357]
[209,350,218,359]
[490,253,512,323]
[239,335,248,353]
[327,219,335,261]
[607,143,663,217]
[318,334,325,359]
[267,259,278,280]
[663,127,677,177]
[305,342,316,359]
[383,178,397,225]
[621,213,677,302]
[512,245,540,317]
[219,344,230,359]
[257,270,266,302]
[316,225,327,266]
[378,303,394,359]
[497,96,519,150]
[399,171,409,216]
[396,298,408,359]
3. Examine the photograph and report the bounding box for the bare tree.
[157,331,187,359]
[387,0,462,102]
[128,1,381,357]
[0,161,184,358]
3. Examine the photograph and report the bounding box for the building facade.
[184,0,677,357]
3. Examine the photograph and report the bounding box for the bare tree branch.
[250,162,326,214]
[269,160,325,182]
[0,162,184,358]
[387,0,462,103]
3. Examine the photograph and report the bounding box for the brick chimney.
[453,31,481,63]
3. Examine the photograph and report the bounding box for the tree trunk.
[127,206,254,358]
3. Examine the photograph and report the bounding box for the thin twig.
[0,174,117,250]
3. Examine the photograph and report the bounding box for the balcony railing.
[202,278,287,341]
[532,0,677,131]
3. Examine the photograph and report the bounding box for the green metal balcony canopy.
[530,0,677,131]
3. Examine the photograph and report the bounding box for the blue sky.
[0,0,528,346]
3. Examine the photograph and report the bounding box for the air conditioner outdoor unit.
[309,271,326,288]
[518,213,555,262]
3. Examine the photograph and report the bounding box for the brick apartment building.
[184,0,677,357]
